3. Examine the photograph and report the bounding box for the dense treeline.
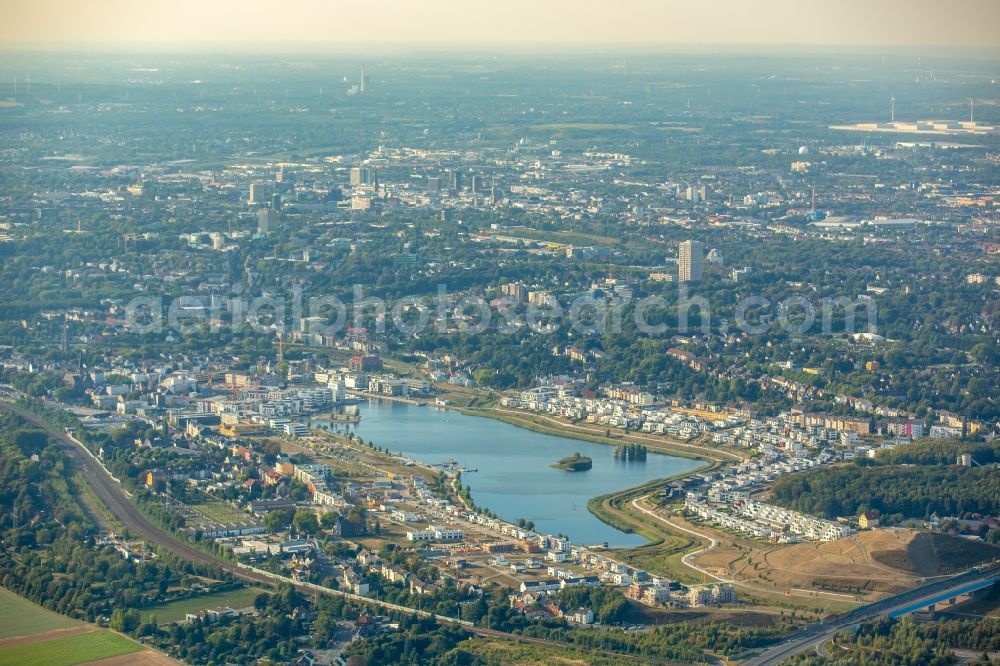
[351,610,781,665]
[788,615,1000,665]
[346,576,786,665]
[0,411,237,620]
[874,438,1000,467]
[770,465,1000,521]
[145,583,346,664]
[0,406,369,663]
[346,616,477,666]
[556,586,629,625]
[516,621,774,661]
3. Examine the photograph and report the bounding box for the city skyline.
[0,5,998,663]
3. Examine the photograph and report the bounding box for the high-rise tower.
[679,240,704,283]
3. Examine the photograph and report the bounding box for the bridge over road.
[887,576,998,619]
[741,568,999,666]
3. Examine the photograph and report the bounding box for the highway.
[741,567,1000,665]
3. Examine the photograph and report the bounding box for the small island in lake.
[552,452,593,471]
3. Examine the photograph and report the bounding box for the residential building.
[679,240,704,283]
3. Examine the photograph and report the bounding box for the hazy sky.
[2,0,999,50]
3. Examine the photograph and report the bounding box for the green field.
[142,587,267,624]
[0,630,142,666]
[189,498,249,524]
[0,588,82,639]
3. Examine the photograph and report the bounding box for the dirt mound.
[764,530,913,580]
[871,531,1000,576]
[764,529,999,584]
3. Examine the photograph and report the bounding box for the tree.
[970,342,998,367]
[320,511,340,530]
[289,478,310,501]
[473,368,493,386]
[293,509,320,536]
[313,612,337,644]
[110,607,141,633]
[138,615,158,637]
[264,509,293,533]
[13,430,47,455]
[276,583,302,612]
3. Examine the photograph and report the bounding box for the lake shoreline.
[345,398,705,547]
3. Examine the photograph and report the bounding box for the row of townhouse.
[697,454,823,500]
[448,506,572,552]
[572,548,674,591]
[713,413,856,452]
[355,548,441,597]
[789,410,872,436]
[518,575,601,594]
[405,525,466,542]
[501,390,725,437]
[686,497,779,541]
[734,499,854,541]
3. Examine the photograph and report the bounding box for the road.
[741,568,1000,665]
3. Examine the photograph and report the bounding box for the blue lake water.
[339,399,703,547]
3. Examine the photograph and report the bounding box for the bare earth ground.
[81,650,181,665]
[689,527,994,600]
[0,625,97,649]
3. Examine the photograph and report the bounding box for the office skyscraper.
[359,64,366,94]
[679,240,704,283]
[248,182,262,205]
[350,166,377,187]
[257,208,277,234]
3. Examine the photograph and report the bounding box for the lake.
[337,399,703,547]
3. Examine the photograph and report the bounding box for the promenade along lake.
[339,399,703,547]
